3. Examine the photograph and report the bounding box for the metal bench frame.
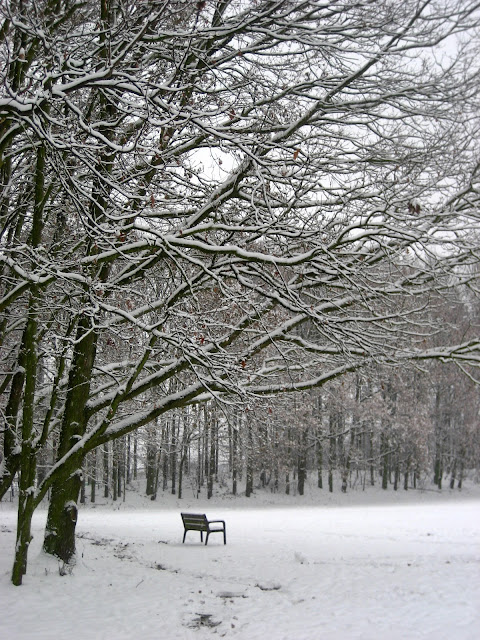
[181,512,226,545]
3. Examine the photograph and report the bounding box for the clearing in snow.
[1,484,479,639]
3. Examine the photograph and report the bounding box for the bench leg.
[183,530,187,543]
[204,530,226,545]
[200,531,203,543]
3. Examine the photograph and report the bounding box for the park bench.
[181,512,226,545]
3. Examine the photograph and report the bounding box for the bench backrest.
[181,513,208,530]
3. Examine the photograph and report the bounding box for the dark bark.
[232,425,238,496]
[133,433,138,480]
[328,412,335,493]
[103,444,109,498]
[0,367,24,501]
[458,460,464,489]
[43,472,81,564]
[433,388,445,489]
[177,421,189,500]
[162,422,169,492]
[90,448,96,503]
[297,427,307,496]
[112,441,118,501]
[393,461,400,491]
[171,415,177,495]
[43,315,97,562]
[11,494,35,586]
[316,432,323,489]
[245,418,253,497]
[369,431,375,486]
[381,432,389,490]
[12,146,44,582]
[80,474,86,504]
[203,407,209,492]
[434,456,443,489]
[126,435,131,485]
[207,416,216,499]
[145,438,157,496]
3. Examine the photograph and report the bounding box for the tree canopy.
[1,0,480,584]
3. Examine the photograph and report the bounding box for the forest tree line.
[71,355,480,503]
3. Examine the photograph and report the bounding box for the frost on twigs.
[3,0,480,586]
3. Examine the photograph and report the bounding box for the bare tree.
[2,0,480,584]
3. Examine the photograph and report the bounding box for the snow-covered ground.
[1,483,479,639]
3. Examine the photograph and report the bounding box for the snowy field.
[1,485,479,640]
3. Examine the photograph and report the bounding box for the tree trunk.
[433,388,444,489]
[177,433,188,500]
[434,456,443,489]
[381,432,389,490]
[328,412,335,493]
[393,461,400,491]
[197,429,203,496]
[80,474,86,504]
[12,288,40,584]
[133,433,138,481]
[116,439,123,499]
[203,406,209,492]
[43,469,81,564]
[245,418,253,497]
[12,385,37,585]
[207,417,216,499]
[316,432,323,489]
[245,461,253,496]
[449,460,456,490]
[232,425,238,496]
[90,448,96,503]
[171,414,177,495]
[162,422,170,492]
[112,443,118,501]
[11,494,35,586]
[369,431,375,486]
[103,444,109,498]
[0,367,24,501]
[126,435,131,485]
[145,437,157,496]
[11,144,45,583]
[297,427,307,496]
[43,315,97,563]
[458,461,464,489]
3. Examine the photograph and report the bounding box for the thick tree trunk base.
[11,496,35,586]
[43,475,81,564]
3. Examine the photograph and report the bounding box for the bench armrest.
[207,519,225,526]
